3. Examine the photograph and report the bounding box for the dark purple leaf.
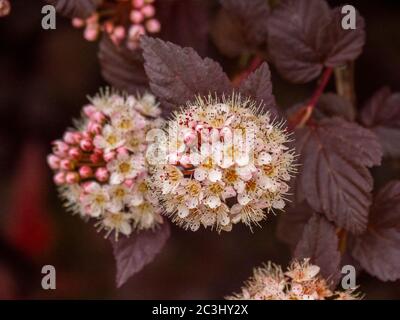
[111,222,170,288]
[157,0,210,57]
[98,35,148,95]
[238,62,278,116]
[46,0,98,19]
[141,36,232,111]
[360,87,400,158]
[351,181,400,281]
[211,0,270,57]
[296,117,382,234]
[294,214,341,284]
[276,201,313,249]
[268,0,365,83]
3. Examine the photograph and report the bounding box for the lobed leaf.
[98,35,149,95]
[111,222,170,288]
[360,87,400,158]
[294,213,341,284]
[351,181,400,281]
[141,36,232,112]
[267,0,365,83]
[296,117,382,234]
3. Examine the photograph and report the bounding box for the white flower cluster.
[50,90,164,239]
[227,259,361,300]
[150,95,295,232]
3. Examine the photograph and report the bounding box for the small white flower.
[94,125,125,152]
[81,182,110,217]
[107,153,143,184]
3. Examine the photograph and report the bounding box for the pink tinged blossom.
[90,153,103,164]
[141,4,155,18]
[72,18,85,28]
[129,24,145,41]
[146,19,161,34]
[83,104,96,117]
[130,10,144,24]
[104,151,116,162]
[52,140,69,157]
[63,132,77,145]
[47,155,60,170]
[132,0,145,9]
[91,111,106,123]
[95,167,109,182]
[84,26,98,42]
[53,172,66,185]
[68,147,82,160]
[80,139,94,152]
[66,172,80,184]
[113,26,126,40]
[79,166,93,179]
[60,159,74,171]
[88,122,102,135]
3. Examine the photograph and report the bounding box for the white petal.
[120,221,132,236]
[194,167,207,181]
[205,196,221,209]
[259,152,272,165]
[272,199,285,209]
[208,169,222,182]
[130,193,144,206]
[110,173,123,185]
[238,193,251,206]
[186,197,198,209]
[177,205,189,218]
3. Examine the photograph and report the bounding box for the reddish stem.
[232,55,264,87]
[289,67,334,129]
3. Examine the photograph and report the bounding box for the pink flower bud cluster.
[48,89,164,239]
[227,259,361,300]
[0,0,10,17]
[72,0,161,49]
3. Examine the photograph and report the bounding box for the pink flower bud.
[130,10,144,24]
[53,172,66,185]
[103,151,116,162]
[63,131,77,145]
[145,19,161,33]
[91,111,106,123]
[88,122,102,135]
[80,139,93,152]
[141,4,155,18]
[66,172,80,184]
[72,132,82,143]
[113,25,126,40]
[104,21,114,34]
[132,0,145,9]
[124,179,134,187]
[52,140,69,157]
[68,147,82,160]
[79,166,93,179]
[90,153,102,164]
[83,104,96,117]
[82,181,95,193]
[84,26,98,42]
[82,131,92,140]
[47,154,60,170]
[95,167,109,182]
[129,24,145,41]
[60,159,74,170]
[117,147,129,156]
[72,18,85,28]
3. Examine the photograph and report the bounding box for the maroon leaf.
[294,214,341,283]
[360,87,400,158]
[268,0,365,83]
[296,117,382,234]
[276,201,313,249]
[314,93,355,121]
[238,62,278,116]
[46,0,98,19]
[157,0,210,57]
[111,222,170,288]
[141,36,232,111]
[211,0,270,57]
[351,181,400,281]
[98,35,148,95]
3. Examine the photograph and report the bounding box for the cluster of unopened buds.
[72,0,161,49]
[150,95,295,232]
[47,89,164,239]
[227,259,361,300]
[0,0,10,17]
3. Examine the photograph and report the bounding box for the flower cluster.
[0,0,10,17]
[47,89,164,239]
[72,0,161,49]
[150,95,295,232]
[227,259,361,300]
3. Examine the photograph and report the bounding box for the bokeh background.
[0,0,399,299]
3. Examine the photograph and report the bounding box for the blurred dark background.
[0,0,399,299]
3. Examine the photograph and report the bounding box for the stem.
[289,67,333,129]
[337,228,348,255]
[232,55,264,87]
[334,62,356,107]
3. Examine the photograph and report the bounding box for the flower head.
[150,94,295,232]
[72,0,161,49]
[48,88,164,240]
[227,259,362,300]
